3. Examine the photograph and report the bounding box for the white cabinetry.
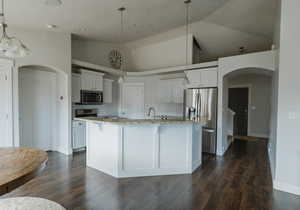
[72,73,81,103]
[86,121,204,178]
[120,83,145,119]
[81,70,104,91]
[159,78,184,104]
[185,68,218,88]
[103,79,113,104]
[72,121,86,150]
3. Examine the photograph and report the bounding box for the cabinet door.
[103,79,113,104]
[72,74,81,103]
[72,121,86,149]
[171,79,184,104]
[81,73,94,90]
[81,70,104,91]
[200,69,218,87]
[185,70,201,87]
[77,122,86,148]
[94,75,103,91]
[121,83,145,119]
[159,81,172,103]
[185,68,218,88]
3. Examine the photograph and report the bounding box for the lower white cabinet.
[72,121,86,150]
[86,121,204,178]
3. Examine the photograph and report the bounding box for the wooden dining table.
[0,147,48,195]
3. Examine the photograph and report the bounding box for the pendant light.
[0,0,30,58]
[118,7,126,84]
[183,0,191,85]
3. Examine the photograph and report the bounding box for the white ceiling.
[5,0,277,43]
[204,0,278,39]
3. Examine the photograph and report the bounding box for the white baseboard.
[273,180,300,196]
[217,141,233,156]
[192,159,202,172]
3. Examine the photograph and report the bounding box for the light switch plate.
[288,112,297,120]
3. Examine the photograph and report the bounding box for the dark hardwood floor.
[1,139,300,210]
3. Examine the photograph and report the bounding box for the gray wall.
[228,73,272,137]
[274,0,300,195]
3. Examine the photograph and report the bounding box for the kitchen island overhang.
[76,118,206,178]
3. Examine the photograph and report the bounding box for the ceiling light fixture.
[0,0,30,58]
[45,0,62,7]
[46,24,58,29]
[118,7,126,84]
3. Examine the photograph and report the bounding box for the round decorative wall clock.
[109,50,123,69]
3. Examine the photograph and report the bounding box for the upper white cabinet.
[121,83,145,119]
[185,67,218,88]
[159,78,184,104]
[72,73,81,103]
[81,69,104,91]
[103,79,113,104]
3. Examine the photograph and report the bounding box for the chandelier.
[0,0,30,58]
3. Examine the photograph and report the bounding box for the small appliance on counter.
[184,88,218,154]
[72,109,98,152]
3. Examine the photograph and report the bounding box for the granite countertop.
[74,117,207,125]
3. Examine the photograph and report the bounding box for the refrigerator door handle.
[203,128,215,133]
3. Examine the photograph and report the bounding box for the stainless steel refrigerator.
[184,88,218,154]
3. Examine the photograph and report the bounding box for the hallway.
[2,139,300,210]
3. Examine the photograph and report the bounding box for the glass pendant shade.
[118,76,124,84]
[5,44,30,58]
[0,33,30,58]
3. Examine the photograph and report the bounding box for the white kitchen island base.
[84,120,205,178]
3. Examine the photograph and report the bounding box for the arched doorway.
[18,65,69,153]
[224,68,273,139]
[217,51,276,156]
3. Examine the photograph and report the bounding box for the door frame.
[0,59,14,146]
[19,69,57,151]
[228,84,252,136]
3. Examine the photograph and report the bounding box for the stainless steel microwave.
[80,90,103,105]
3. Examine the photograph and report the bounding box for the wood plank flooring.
[1,139,300,210]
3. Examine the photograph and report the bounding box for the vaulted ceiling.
[6,0,277,42]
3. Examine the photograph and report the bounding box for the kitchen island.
[75,117,206,178]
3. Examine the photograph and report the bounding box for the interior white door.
[19,70,57,151]
[121,83,145,119]
[0,66,13,147]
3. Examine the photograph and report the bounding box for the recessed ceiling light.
[46,24,58,29]
[44,0,62,7]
